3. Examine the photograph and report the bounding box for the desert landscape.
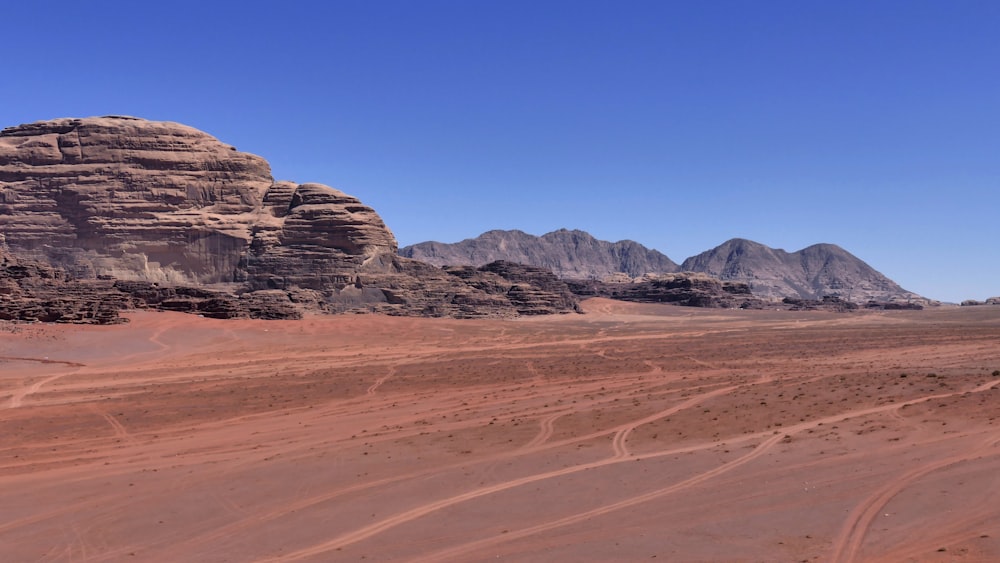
[3,300,1000,562]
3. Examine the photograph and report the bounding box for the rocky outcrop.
[0,117,579,320]
[567,272,766,309]
[783,296,859,312]
[444,261,581,315]
[962,297,1000,306]
[0,250,305,323]
[0,117,396,288]
[400,229,679,280]
[0,254,128,323]
[864,300,924,311]
[244,181,398,291]
[680,238,923,303]
[0,116,273,283]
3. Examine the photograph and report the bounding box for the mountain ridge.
[401,228,679,280]
[680,237,919,302]
[402,230,924,303]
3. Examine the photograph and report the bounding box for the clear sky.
[2,1,998,302]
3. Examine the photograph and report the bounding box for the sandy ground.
[2,299,1000,562]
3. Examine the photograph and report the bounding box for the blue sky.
[2,1,998,302]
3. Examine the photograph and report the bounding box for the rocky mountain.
[400,229,679,280]
[680,238,921,303]
[403,230,922,304]
[0,117,580,320]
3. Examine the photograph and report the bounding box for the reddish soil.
[2,299,1000,562]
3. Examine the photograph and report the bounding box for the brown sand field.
[2,299,1000,562]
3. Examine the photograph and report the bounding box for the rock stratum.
[567,272,765,309]
[0,117,580,321]
[403,230,925,304]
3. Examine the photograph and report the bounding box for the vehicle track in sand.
[7,371,80,409]
[252,380,751,562]
[828,378,1000,562]
[830,434,1000,563]
[366,365,398,395]
[425,377,1000,562]
[522,410,567,450]
[90,405,132,443]
[282,376,1000,562]
[420,433,788,562]
[174,374,745,555]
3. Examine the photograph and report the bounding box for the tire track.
[608,382,743,460]
[253,435,770,563]
[421,433,787,562]
[523,410,565,449]
[830,433,1000,563]
[94,407,131,442]
[823,377,1000,562]
[230,375,999,562]
[190,380,738,553]
[430,378,1000,563]
[875,508,1000,561]
[366,365,398,395]
[7,373,71,409]
[251,382,749,562]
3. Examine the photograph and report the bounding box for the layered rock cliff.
[0,117,579,320]
[567,272,765,309]
[0,117,396,287]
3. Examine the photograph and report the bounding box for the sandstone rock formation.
[567,272,765,309]
[0,117,579,320]
[400,229,679,280]
[444,261,580,315]
[0,117,395,287]
[0,248,304,323]
[1,253,127,323]
[962,297,1000,306]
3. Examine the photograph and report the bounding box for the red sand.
[2,299,1000,561]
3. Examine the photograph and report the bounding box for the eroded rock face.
[1,116,271,283]
[566,272,765,309]
[444,261,581,315]
[0,117,579,320]
[0,116,397,287]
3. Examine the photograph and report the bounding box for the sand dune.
[2,300,1000,561]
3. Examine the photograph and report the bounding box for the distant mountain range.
[400,229,678,280]
[401,230,925,303]
[679,238,917,302]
